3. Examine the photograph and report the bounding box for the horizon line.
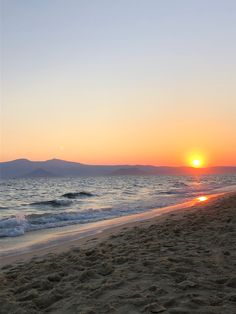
[0,158,235,168]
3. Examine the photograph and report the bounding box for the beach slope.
[0,193,236,314]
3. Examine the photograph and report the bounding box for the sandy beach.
[0,192,236,314]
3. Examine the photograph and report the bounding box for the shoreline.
[1,184,236,263]
[0,190,231,266]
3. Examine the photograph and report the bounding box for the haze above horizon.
[1,0,236,166]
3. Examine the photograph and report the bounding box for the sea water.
[1,175,235,241]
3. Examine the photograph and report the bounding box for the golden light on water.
[197,196,208,202]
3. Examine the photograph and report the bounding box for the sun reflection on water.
[197,196,208,202]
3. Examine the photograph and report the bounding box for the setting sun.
[186,153,206,169]
[192,159,201,168]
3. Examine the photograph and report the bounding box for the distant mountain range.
[0,159,236,179]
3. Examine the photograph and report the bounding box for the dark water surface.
[0,175,236,238]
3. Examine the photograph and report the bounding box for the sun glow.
[192,159,201,168]
[187,154,205,168]
[186,152,206,168]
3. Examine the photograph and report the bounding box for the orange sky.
[1,1,236,166]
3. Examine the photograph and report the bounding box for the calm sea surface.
[1,175,236,239]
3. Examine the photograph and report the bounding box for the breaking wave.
[30,199,72,207]
[0,208,125,237]
[29,191,94,208]
[0,206,8,210]
[62,191,94,199]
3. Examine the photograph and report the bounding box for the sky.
[1,0,236,166]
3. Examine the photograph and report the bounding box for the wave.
[123,190,134,195]
[0,209,117,237]
[0,227,25,237]
[0,198,178,238]
[0,215,27,237]
[158,190,188,195]
[172,182,189,188]
[62,191,94,199]
[28,191,94,208]
[30,199,72,207]
[0,206,8,210]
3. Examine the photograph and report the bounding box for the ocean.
[1,174,236,239]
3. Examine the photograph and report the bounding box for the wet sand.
[0,192,236,313]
